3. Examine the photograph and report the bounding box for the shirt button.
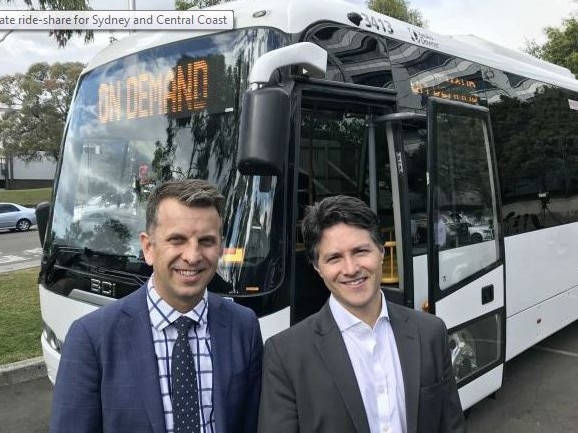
[382,426,391,433]
[378,385,385,394]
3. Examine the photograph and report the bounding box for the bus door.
[370,112,430,312]
[426,97,505,408]
[293,87,412,322]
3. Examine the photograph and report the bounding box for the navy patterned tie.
[172,316,201,433]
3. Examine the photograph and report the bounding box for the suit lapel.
[207,293,231,433]
[313,303,371,433]
[121,285,167,433]
[387,302,420,433]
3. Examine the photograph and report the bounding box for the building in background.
[0,104,56,190]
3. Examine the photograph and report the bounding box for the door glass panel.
[295,98,400,308]
[435,111,499,290]
[401,121,428,256]
[299,105,369,200]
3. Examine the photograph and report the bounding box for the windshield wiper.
[46,244,140,270]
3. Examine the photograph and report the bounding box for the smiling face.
[314,222,384,326]
[140,197,223,312]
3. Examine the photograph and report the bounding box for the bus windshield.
[45,28,287,297]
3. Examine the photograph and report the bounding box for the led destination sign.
[411,77,480,104]
[98,56,228,124]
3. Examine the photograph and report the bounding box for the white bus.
[36,0,578,410]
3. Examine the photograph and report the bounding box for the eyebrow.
[320,242,373,259]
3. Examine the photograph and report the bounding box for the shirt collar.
[146,274,209,332]
[329,291,389,332]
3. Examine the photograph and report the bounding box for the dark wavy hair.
[301,195,382,264]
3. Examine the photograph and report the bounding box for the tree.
[367,0,426,27]
[0,61,84,162]
[175,0,228,9]
[1,0,93,46]
[527,17,578,76]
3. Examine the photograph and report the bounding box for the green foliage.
[0,188,53,207]
[541,17,578,76]
[525,15,578,76]
[0,61,84,163]
[524,39,544,59]
[367,0,426,27]
[176,0,230,10]
[0,0,93,47]
[0,267,42,365]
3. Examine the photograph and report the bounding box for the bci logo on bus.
[90,278,116,297]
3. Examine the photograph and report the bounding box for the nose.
[181,240,202,264]
[342,255,359,276]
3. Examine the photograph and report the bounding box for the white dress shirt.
[329,292,407,433]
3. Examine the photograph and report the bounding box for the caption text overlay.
[0,10,234,31]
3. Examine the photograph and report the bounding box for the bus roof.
[84,0,578,91]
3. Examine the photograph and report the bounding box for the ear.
[376,241,385,258]
[312,261,322,277]
[140,232,154,266]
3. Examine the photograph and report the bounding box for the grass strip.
[0,188,52,207]
[0,267,42,365]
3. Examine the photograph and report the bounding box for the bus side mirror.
[237,87,290,176]
[35,201,50,247]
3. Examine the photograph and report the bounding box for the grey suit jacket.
[258,300,466,433]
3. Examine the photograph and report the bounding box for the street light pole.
[128,0,136,33]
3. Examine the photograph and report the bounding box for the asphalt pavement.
[0,226,42,273]
[0,375,53,433]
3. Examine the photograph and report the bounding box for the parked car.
[465,222,494,243]
[0,202,37,232]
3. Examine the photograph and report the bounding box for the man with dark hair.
[51,179,263,433]
[258,195,465,433]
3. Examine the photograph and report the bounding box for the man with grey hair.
[258,195,465,433]
[51,179,263,433]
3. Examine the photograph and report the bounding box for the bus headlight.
[42,321,63,353]
[449,328,477,379]
[448,311,503,384]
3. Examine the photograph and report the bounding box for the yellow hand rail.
[381,239,399,284]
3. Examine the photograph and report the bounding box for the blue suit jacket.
[50,284,263,433]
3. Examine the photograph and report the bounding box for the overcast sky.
[0,0,576,77]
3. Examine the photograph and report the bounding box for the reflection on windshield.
[47,28,287,296]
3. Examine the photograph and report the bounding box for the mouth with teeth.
[341,276,367,287]
[175,268,203,282]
